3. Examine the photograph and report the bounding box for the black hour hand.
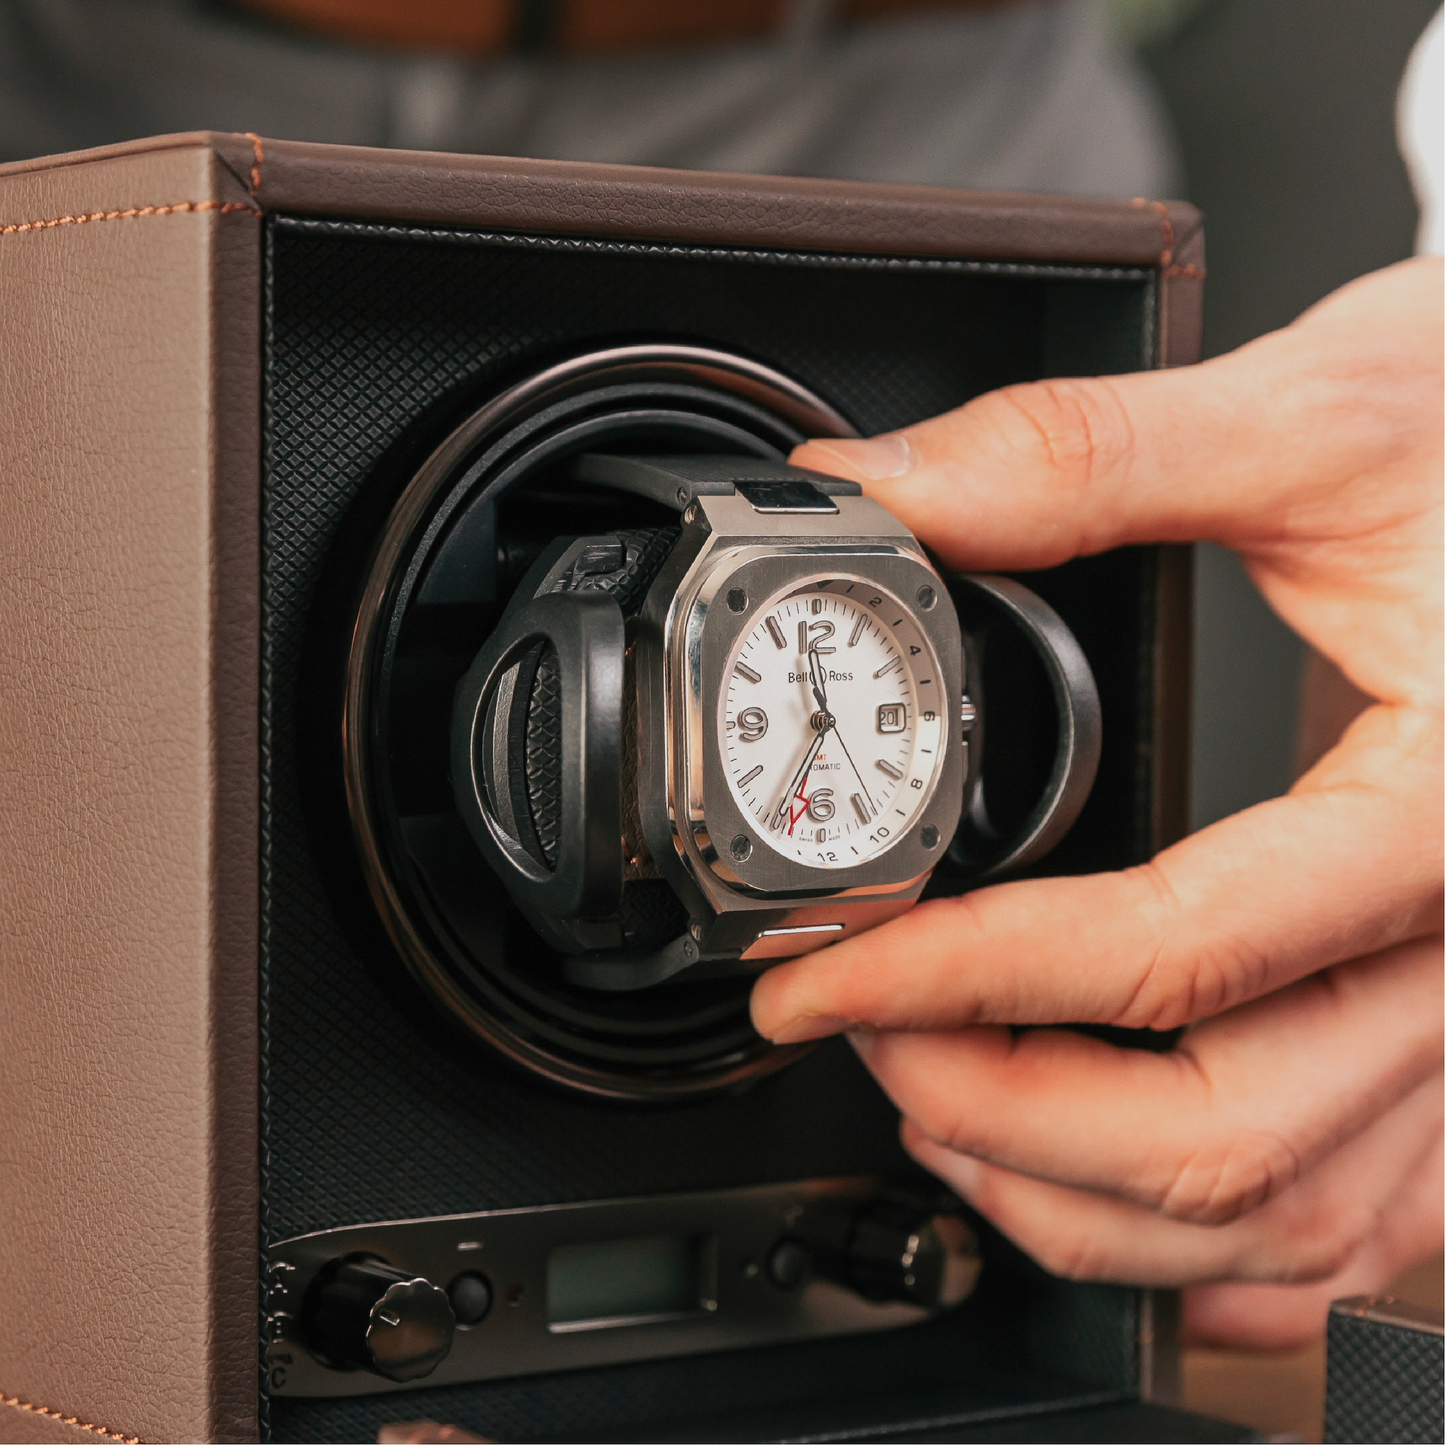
[808,646,828,712]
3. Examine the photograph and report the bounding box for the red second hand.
[787,775,810,835]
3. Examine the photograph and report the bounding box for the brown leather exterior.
[1156,201,1206,370]
[0,1400,138,1445]
[0,131,1202,1442]
[0,143,260,1444]
[1138,203,1204,1409]
[0,131,1201,271]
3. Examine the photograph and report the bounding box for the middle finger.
[850,936,1441,1224]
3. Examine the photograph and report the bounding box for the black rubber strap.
[573,453,862,512]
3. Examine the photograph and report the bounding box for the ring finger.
[902,1069,1443,1290]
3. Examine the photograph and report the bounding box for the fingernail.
[944,1153,982,1197]
[378,1423,448,1445]
[768,1013,848,1044]
[902,1125,983,1197]
[808,434,916,480]
[846,1025,876,1059]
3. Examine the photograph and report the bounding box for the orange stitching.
[1163,263,1205,280]
[1131,196,1176,268]
[1153,202,1174,268]
[0,1391,142,1444]
[244,131,264,194]
[0,199,260,237]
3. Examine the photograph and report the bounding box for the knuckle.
[1108,863,1187,1028]
[952,1169,1116,1284]
[1157,1129,1304,1225]
[1110,864,1271,1029]
[935,1111,986,1162]
[971,377,1133,496]
[1274,1202,1376,1284]
[926,892,1026,1022]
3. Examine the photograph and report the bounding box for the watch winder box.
[0,132,1240,1444]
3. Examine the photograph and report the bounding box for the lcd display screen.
[547,1233,710,1331]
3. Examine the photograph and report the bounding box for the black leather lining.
[262,215,1176,1442]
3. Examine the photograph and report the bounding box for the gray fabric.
[0,0,1178,197]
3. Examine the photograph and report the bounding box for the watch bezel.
[683,546,966,897]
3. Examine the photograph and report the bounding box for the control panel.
[264,1177,980,1398]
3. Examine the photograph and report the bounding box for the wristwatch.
[451,453,1100,994]
[339,343,1101,1097]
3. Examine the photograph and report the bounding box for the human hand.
[377,1419,490,1443]
[751,256,1444,1349]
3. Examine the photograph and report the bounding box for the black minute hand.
[808,646,828,712]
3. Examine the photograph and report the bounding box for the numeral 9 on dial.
[737,706,768,742]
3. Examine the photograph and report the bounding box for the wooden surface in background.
[1182,1254,1444,1442]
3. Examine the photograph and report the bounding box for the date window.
[876,704,906,733]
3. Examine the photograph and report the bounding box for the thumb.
[791,257,1441,573]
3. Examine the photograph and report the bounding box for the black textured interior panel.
[260,217,1161,1440]
[1324,1304,1444,1443]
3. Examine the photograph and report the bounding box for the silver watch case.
[635,492,966,955]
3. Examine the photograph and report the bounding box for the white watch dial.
[719,576,947,869]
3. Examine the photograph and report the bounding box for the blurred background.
[1137,0,1436,832]
[0,0,1433,828]
[0,2,1437,1437]
[2,0,1433,834]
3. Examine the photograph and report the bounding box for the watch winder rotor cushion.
[522,645,561,868]
[505,525,683,947]
[341,345,864,1097]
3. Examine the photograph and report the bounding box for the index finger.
[750,703,1441,1043]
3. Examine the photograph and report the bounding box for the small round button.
[767,1239,810,1290]
[449,1272,493,1326]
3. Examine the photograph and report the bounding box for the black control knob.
[302,1255,455,1382]
[844,1200,981,1309]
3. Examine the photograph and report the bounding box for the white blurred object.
[1398,7,1443,255]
